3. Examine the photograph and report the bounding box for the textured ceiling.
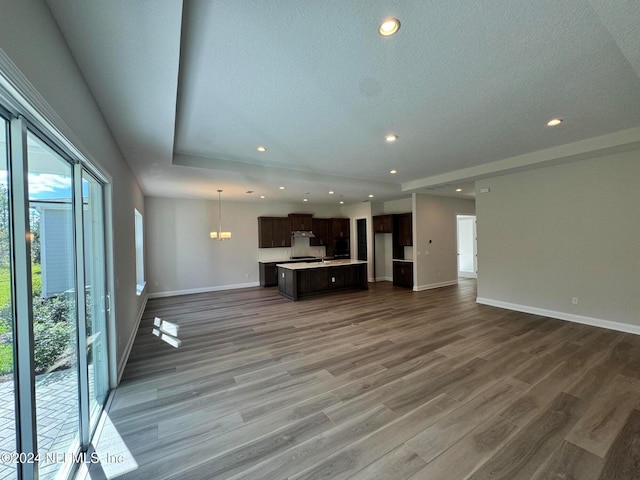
[46,0,640,204]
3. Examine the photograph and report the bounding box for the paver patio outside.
[0,369,80,479]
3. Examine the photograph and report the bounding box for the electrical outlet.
[571,297,578,305]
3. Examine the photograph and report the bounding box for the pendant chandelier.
[210,189,231,240]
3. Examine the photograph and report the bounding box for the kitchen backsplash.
[258,242,327,261]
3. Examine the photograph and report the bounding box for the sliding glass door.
[0,113,16,480]
[27,131,80,479]
[82,171,109,428]
[0,108,112,479]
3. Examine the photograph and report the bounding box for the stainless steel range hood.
[291,230,316,238]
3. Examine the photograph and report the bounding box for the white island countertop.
[276,260,367,270]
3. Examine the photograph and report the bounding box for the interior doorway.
[356,218,367,261]
[457,215,477,278]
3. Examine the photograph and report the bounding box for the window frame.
[134,208,145,295]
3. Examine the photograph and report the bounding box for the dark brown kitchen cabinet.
[260,259,323,286]
[397,213,412,246]
[289,213,313,231]
[373,215,393,233]
[258,217,274,248]
[275,217,291,247]
[330,218,350,238]
[342,265,358,286]
[297,268,329,295]
[259,262,279,286]
[278,262,368,300]
[310,218,329,246]
[258,217,291,248]
[328,266,345,289]
[393,261,413,289]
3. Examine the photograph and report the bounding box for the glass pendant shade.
[210,189,231,241]
[210,231,231,240]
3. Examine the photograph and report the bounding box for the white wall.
[0,1,146,375]
[145,197,343,295]
[476,151,640,331]
[374,234,392,281]
[413,194,476,290]
[383,197,412,214]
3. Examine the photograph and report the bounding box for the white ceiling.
[46,0,640,205]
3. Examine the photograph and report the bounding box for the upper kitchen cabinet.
[310,218,329,246]
[258,217,292,248]
[289,213,313,231]
[330,218,350,238]
[373,215,393,233]
[397,213,413,246]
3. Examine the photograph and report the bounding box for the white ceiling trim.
[403,126,640,191]
[174,152,400,190]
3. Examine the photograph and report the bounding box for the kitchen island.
[277,260,368,301]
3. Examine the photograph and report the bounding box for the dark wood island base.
[277,260,368,301]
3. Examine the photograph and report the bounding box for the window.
[0,110,16,480]
[135,208,145,295]
[0,108,112,479]
[27,130,80,479]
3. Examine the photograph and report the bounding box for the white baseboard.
[375,276,393,282]
[414,279,458,292]
[476,297,640,336]
[148,282,260,299]
[459,272,477,279]
[117,294,147,383]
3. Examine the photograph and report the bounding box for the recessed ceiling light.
[279,186,285,190]
[368,194,374,198]
[257,146,266,152]
[260,195,265,199]
[385,134,398,142]
[390,169,397,174]
[379,18,400,36]
[303,198,308,202]
[339,201,344,204]
[329,191,334,195]
[456,188,462,192]
[547,118,563,127]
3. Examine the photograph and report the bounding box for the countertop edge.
[277,260,367,270]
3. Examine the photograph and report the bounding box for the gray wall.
[413,194,476,289]
[0,0,146,374]
[476,151,640,329]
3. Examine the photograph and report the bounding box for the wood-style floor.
[90,280,640,480]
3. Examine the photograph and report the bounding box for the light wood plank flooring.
[87,280,640,479]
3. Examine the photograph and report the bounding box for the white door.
[457,215,477,278]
